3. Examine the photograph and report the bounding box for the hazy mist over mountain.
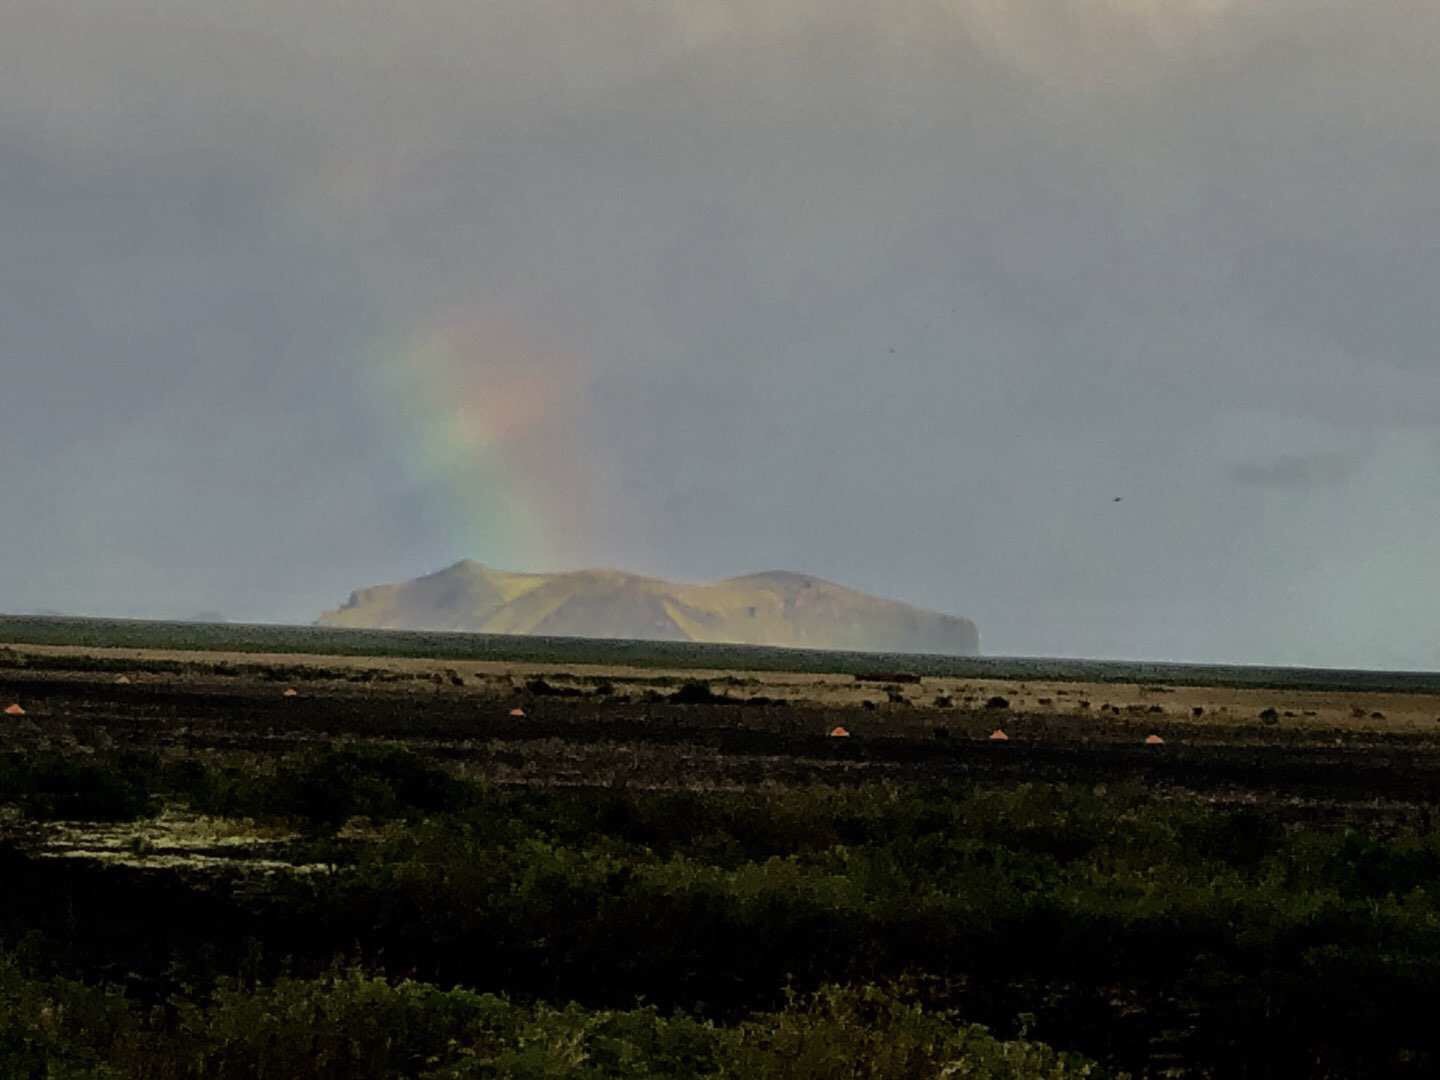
[319,561,981,655]
[4,1,1440,668]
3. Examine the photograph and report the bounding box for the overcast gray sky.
[3,1,1438,668]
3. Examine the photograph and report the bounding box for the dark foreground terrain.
[6,640,1440,1077]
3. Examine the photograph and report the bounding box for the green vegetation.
[0,751,157,821]
[0,965,1102,1079]
[6,614,1440,691]
[7,743,1440,1074]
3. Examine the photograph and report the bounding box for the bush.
[0,961,1109,1080]
[672,681,726,705]
[184,744,469,828]
[15,765,1440,1074]
[731,985,1105,1080]
[0,752,154,821]
[525,678,584,698]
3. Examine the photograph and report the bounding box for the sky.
[3,0,1439,669]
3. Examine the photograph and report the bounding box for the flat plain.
[6,621,1440,1077]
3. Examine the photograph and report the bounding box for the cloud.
[1228,453,1360,490]
[3,1,1440,668]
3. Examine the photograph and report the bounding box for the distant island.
[319,561,980,656]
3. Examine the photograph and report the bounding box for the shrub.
[185,744,468,828]
[0,752,154,821]
[0,961,1110,1080]
[525,679,584,698]
[673,681,727,705]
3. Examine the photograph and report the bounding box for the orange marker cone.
[115,676,131,685]
[989,729,1009,741]
[509,707,526,718]
[829,726,851,738]
[1145,734,1165,745]
[5,704,25,717]
[282,688,298,698]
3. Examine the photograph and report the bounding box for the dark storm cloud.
[3,0,1439,667]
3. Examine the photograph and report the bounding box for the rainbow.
[367,306,593,570]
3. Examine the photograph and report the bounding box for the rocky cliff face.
[319,561,979,656]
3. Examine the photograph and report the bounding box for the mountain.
[318,561,979,655]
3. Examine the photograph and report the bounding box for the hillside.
[317,561,980,655]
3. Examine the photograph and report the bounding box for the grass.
[5,615,1440,692]
[10,746,1440,1074]
[0,964,1109,1079]
[8,645,1440,1076]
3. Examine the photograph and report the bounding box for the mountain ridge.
[318,561,980,656]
